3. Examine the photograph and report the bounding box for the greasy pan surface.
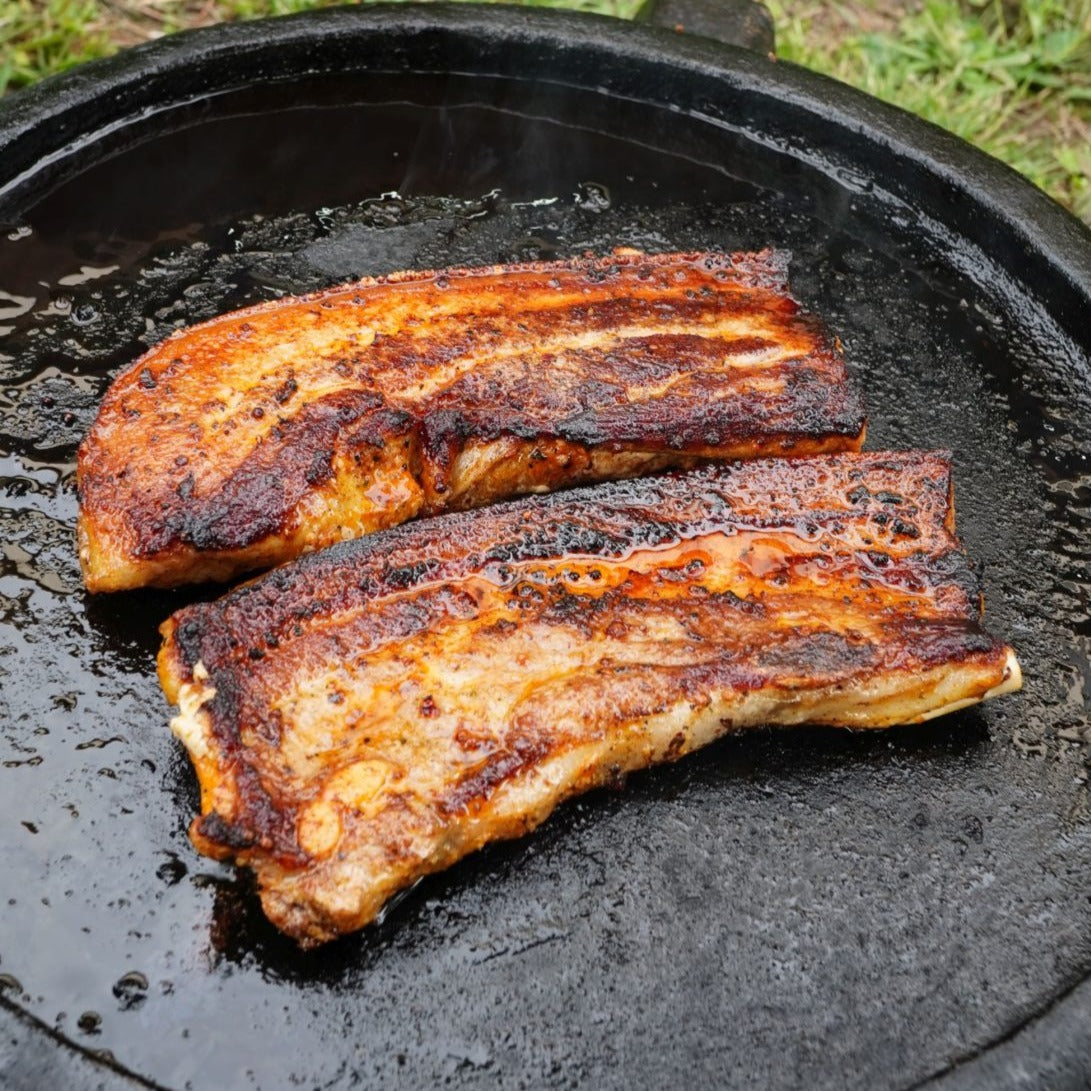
[0,6,1090,1088]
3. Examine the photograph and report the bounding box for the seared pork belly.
[159,451,1019,946]
[78,249,865,591]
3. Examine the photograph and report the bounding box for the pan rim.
[0,3,1089,305]
[2,2,1089,348]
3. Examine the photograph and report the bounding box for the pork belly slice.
[78,249,865,591]
[159,452,1019,946]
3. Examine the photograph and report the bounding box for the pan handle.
[634,0,775,54]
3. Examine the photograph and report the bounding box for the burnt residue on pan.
[0,79,1089,1090]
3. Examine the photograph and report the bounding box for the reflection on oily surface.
[0,84,1087,1090]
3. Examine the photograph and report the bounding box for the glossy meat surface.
[159,452,1020,946]
[78,249,865,591]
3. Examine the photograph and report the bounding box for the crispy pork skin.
[78,249,865,591]
[159,452,1020,946]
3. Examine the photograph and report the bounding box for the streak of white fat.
[160,295,786,424]
[586,449,678,480]
[387,315,788,403]
[626,362,788,403]
[476,658,1019,829]
[821,655,1018,728]
[447,437,521,495]
[170,662,216,760]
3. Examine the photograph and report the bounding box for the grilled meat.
[78,249,865,591]
[159,451,1020,946]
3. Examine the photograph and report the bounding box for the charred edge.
[918,547,983,603]
[877,616,1006,669]
[193,752,306,865]
[285,247,795,308]
[167,607,249,712]
[195,811,255,852]
[161,452,956,655]
[169,614,206,676]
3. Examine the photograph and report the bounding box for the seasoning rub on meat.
[78,249,865,591]
[158,451,1020,946]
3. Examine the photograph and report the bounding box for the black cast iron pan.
[1,5,1089,1088]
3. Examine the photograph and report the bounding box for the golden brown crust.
[78,249,865,591]
[158,452,1020,946]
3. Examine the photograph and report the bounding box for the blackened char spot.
[554,407,608,446]
[382,558,442,591]
[343,405,411,449]
[756,632,875,675]
[305,450,333,487]
[483,521,629,565]
[274,376,298,405]
[165,471,288,551]
[139,392,403,555]
[205,663,243,729]
[197,811,255,851]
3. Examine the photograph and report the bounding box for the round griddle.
[1,6,1090,1088]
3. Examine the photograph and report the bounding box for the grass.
[768,0,1091,222]
[1,0,1088,222]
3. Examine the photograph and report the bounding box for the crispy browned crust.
[158,452,1019,946]
[78,249,865,591]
